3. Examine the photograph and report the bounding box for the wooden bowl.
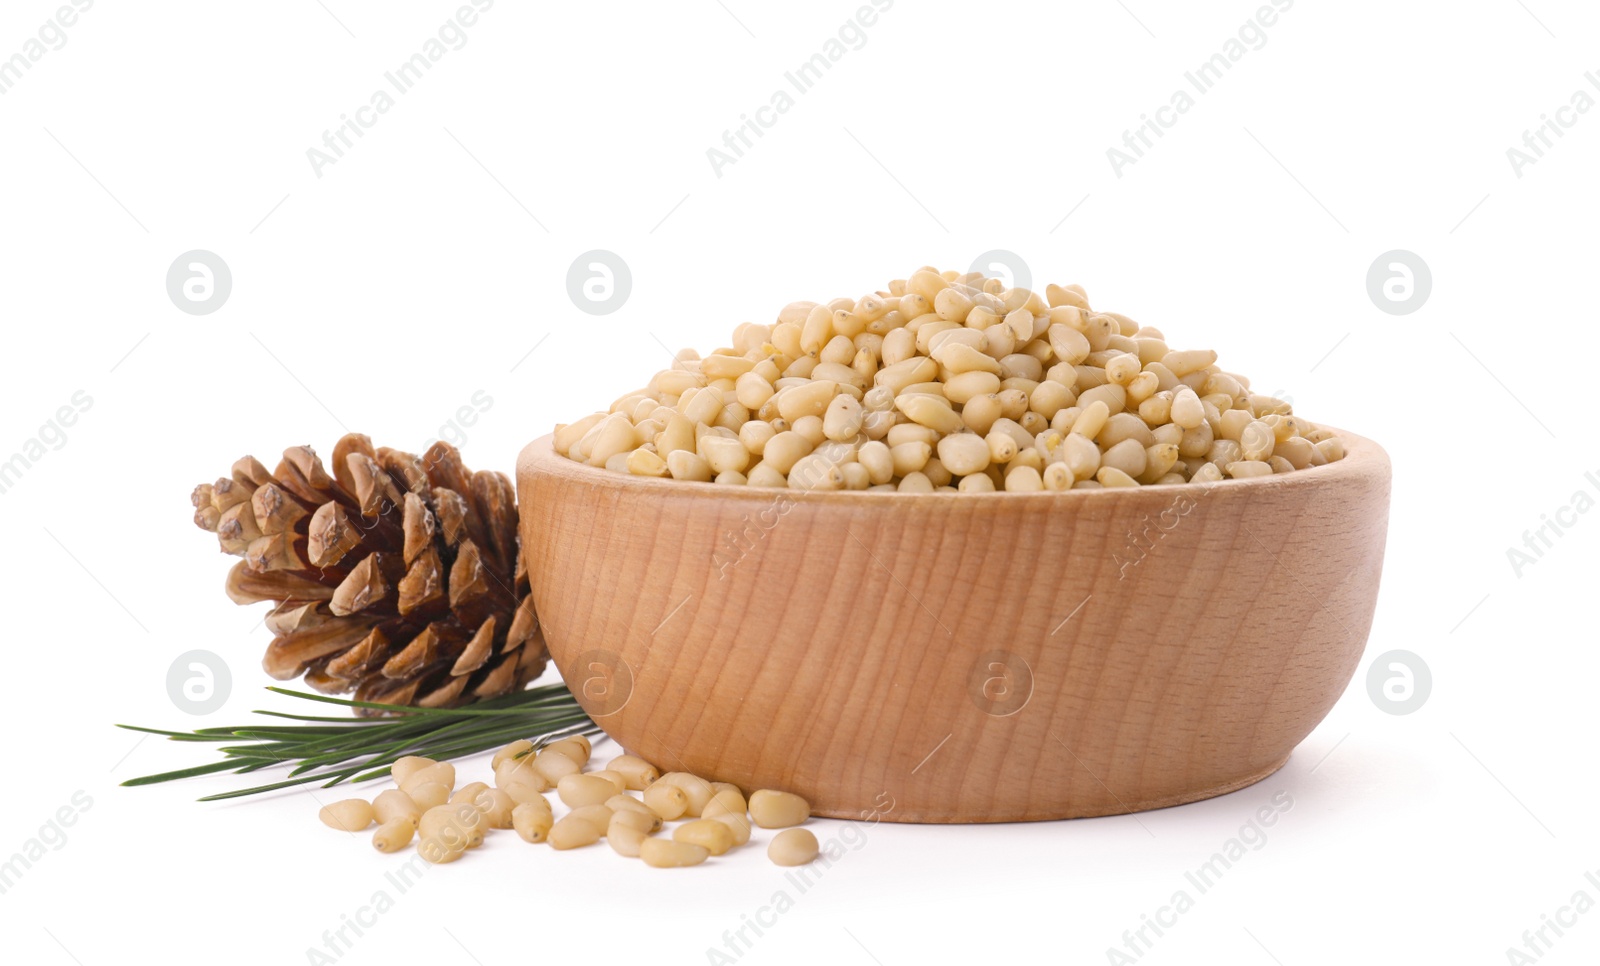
[516,429,1390,823]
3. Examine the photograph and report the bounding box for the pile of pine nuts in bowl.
[318,734,821,869]
[554,266,1345,492]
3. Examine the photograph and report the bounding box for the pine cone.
[189,435,545,715]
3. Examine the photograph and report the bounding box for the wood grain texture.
[517,430,1391,823]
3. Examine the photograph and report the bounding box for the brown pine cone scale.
[191,435,545,715]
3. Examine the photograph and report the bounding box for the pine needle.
[118,684,596,800]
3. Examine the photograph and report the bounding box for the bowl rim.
[518,425,1389,505]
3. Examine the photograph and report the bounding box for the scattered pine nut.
[674,819,736,856]
[767,828,820,867]
[748,790,810,829]
[319,799,375,832]
[371,789,420,829]
[641,838,710,868]
[643,783,690,821]
[548,814,603,851]
[372,819,415,853]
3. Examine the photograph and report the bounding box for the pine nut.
[320,799,375,832]
[607,755,659,790]
[1005,464,1044,492]
[372,819,415,853]
[608,821,649,858]
[889,441,932,476]
[703,787,747,817]
[548,814,603,850]
[560,268,1344,489]
[558,774,618,809]
[898,471,934,492]
[937,433,991,476]
[607,796,663,831]
[450,782,490,810]
[641,838,710,868]
[643,783,689,821]
[390,755,436,786]
[495,758,549,795]
[674,819,736,856]
[417,837,464,864]
[1101,439,1147,479]
[657,773,715,817]
[958,472,996,492]
[823,394,864,442]
[1096,466,1139,487]
[491,741,534,771]
[407,781,451,811]
[1240,421,1276,462]
[767,828,820,867]
[420,803,483,851]
[1225,460,1272,478]
[567,804,615,833]
[533,749,581,784]
[748,789,810,829]
[372,789,421,829]
[711,810,752,846]
[985,429,1019,464]
[587,770,627,795]
[399,761,454,796]
[512,801,554,843]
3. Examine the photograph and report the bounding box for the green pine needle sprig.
[118,684,596,801]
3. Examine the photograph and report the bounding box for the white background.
[1,1,1596,963]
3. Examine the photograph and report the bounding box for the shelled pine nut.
[512,801,553,844]
[372,789,421,829]
[319,799,375,832]
[372,819,415,853]
[643,783,690,821]
[748,789,810,829]
[556,267,1345,490]
[641,838,711,868]
[406,782,451,811]
[674,819,737,856]
[767,828,820,867]
[548,814,602,850]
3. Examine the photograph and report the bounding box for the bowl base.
[808,753,1294,824]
